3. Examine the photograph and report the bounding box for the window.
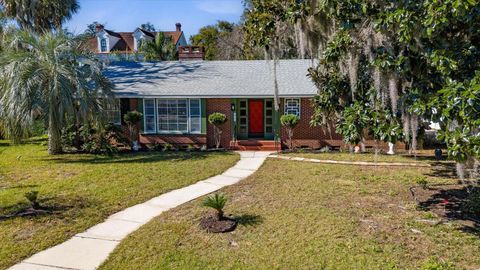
[155,99,201,134]
[136,38,143,50]
[284,98,301,117]
[105,99,121,125]
[189,99,201,133]
[100,38,108,52]
[144,99,156,133]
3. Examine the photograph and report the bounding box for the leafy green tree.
[0,0,79,32]
[280,114,300,150]
[0,30,113,154]
[140,22,155,32]
[140,32,176,61]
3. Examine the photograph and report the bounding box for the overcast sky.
[65,0,245,40]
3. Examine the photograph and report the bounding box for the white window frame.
[143,99,157,134]
[188,99,202,134]
[105,99,121,125]
[156,99,188,134]
[100,38,108,52]
[143,98,203,135]
[284,98,301,118]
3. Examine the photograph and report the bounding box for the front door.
[248,99,264,138]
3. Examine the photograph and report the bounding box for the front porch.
[229,98,281,151]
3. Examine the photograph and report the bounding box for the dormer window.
[100,38,108,52]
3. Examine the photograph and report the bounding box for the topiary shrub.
[280,114,300,150]
[208,112,227,149]
[124,111,143,150]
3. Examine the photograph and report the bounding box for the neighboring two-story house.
[88,23,188,54]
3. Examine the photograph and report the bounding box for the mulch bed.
[200,215,237,233]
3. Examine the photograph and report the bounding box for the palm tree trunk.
[48,110,62,155]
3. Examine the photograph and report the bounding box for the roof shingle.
[104,60,319,98]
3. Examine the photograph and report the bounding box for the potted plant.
[280,114,300,150]
[208,112,227,149]
[124,111,143,151]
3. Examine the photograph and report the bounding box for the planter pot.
[354,145,361,153]
[387,142,395,155]
[132,141,139,152]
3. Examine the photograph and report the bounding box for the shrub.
[208,112,227,149]
[124,111,143,145]
[25,191,40,209]
[163,143,174,151]
[202,193,227,220]
[280,114,300,150]
[61,123,124,154]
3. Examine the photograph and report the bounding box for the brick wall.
[139,135,206,147]
[280,98,342,149]
[206,99,233,149]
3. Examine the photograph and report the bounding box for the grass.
[100,158,479,269]
[0,138,239,269]
[282,149,449,164]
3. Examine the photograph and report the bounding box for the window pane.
[284,99,301,118]
[190,117,201,133]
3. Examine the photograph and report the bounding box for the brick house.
[104,59,345,151]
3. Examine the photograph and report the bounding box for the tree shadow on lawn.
[424,162,459,179]
[417,185,479,236]
[234,214,264,227]
[0,195,93,222]
[43,151,218,165]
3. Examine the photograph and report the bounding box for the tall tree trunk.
[48,110,62,155]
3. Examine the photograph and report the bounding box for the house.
[88,23,188,54]
[104,57,347,151]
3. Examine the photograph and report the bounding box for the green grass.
[0,138,239,269]
[100,159,479,270]
[282,149,448,164]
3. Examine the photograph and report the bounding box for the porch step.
[230,140,281,151]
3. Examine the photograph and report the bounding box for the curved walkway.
[10,151,272,270]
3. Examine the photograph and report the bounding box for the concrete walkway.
[10,151,272,270]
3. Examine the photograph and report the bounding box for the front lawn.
[0,138,239,269]
[101,158,479,269]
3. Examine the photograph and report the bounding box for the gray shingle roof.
[105,60,318,98]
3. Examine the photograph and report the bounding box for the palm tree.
[0,30,113,154]
[140,32,176,61]
[0,0,79,32]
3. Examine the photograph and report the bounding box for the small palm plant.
[202,193,227,220]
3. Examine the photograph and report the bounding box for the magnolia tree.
[208,112,227,149]
[244,0,480,180]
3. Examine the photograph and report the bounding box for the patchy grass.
[0,138,239,269]
[101,159,479,269]
[282,149,449,164]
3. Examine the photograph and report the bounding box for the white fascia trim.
[112,95,316,99]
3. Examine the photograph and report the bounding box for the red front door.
[248,100,264,138]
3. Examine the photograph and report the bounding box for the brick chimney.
[175,23,182,32]
[95,24,104,33]
[178,46,205,61]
